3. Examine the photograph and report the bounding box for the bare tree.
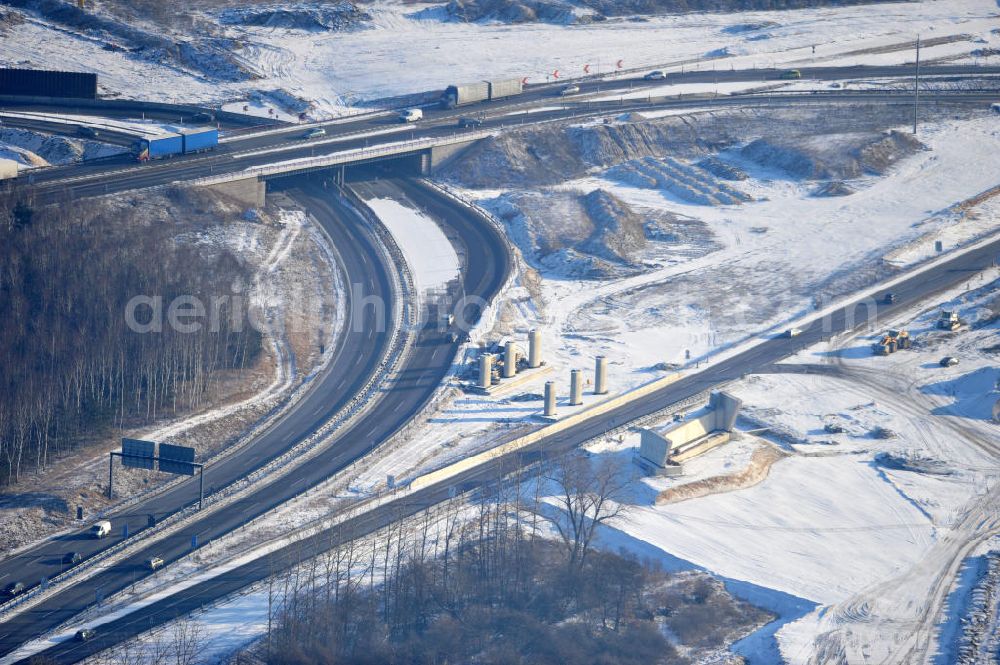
[545,454,632,570]
[170,617,206,665]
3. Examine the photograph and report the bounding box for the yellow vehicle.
[888,329,911,350]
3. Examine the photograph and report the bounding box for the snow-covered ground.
[42,123,998,663]
[1,0,998,116]
[218,0,999,116]
[33,262,994,665]
[363,196,461,295]
[561,267,1000,663]
[0,126,124,168]
[423,113,1000,437]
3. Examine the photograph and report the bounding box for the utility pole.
[913,34,921,135]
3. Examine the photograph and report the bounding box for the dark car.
[883,292,896,304]
[457,116,483,128]
[5,581,25,597]
[77,126,100,139]
[76,628,95,641]
[64,551,83,565]
[643,70,666,80]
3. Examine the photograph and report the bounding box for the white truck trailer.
[0,158,18,181]
[441,78,523,109]
[487,78,523,101]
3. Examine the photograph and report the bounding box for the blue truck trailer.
[178,127,219,153]
[135,133,182,161]
[134,126,218,161]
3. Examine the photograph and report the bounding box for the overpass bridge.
[188,131,488,206]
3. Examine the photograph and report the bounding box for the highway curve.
[11,217,999,665]
[0,181,394,625]
[0,178,511,662]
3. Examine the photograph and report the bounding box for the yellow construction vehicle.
[873,329,910,355]
[872,335,895,355]
[889,329,911,349]
[937,310,961,331]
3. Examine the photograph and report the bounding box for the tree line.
[0,189,262,485]
[243,457,682,665]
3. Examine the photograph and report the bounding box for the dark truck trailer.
[441,78,523,108]
[0,68,97,99]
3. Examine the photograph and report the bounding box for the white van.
[399,108,423,123]
[91,520,112,538]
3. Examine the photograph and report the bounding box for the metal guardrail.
[0,94,284,128]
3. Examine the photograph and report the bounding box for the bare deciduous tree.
[545,453,632,570]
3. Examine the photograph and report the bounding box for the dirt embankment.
[439,105,928,190]
[656,442,788,505]
[740,129,925,180]
[217,2,370,31]
[439,116,731,188]
[489,188,654,278]
[3,0,251,81]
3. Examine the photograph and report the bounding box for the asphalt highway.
[15,225,998,665]
[14,87,997,209]
[10,63,999,197]
[0,177,510,661]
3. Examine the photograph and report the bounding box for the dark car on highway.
[76,628,95,641]
[64,551,83,566]
[5,581,25,597]
[458,116,483,128]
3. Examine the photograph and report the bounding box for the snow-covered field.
[1,0,998,116]
[428,113,1000,424]
[219,0,1000,116]
[363,196,461,295]
[565,268,1000,663]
